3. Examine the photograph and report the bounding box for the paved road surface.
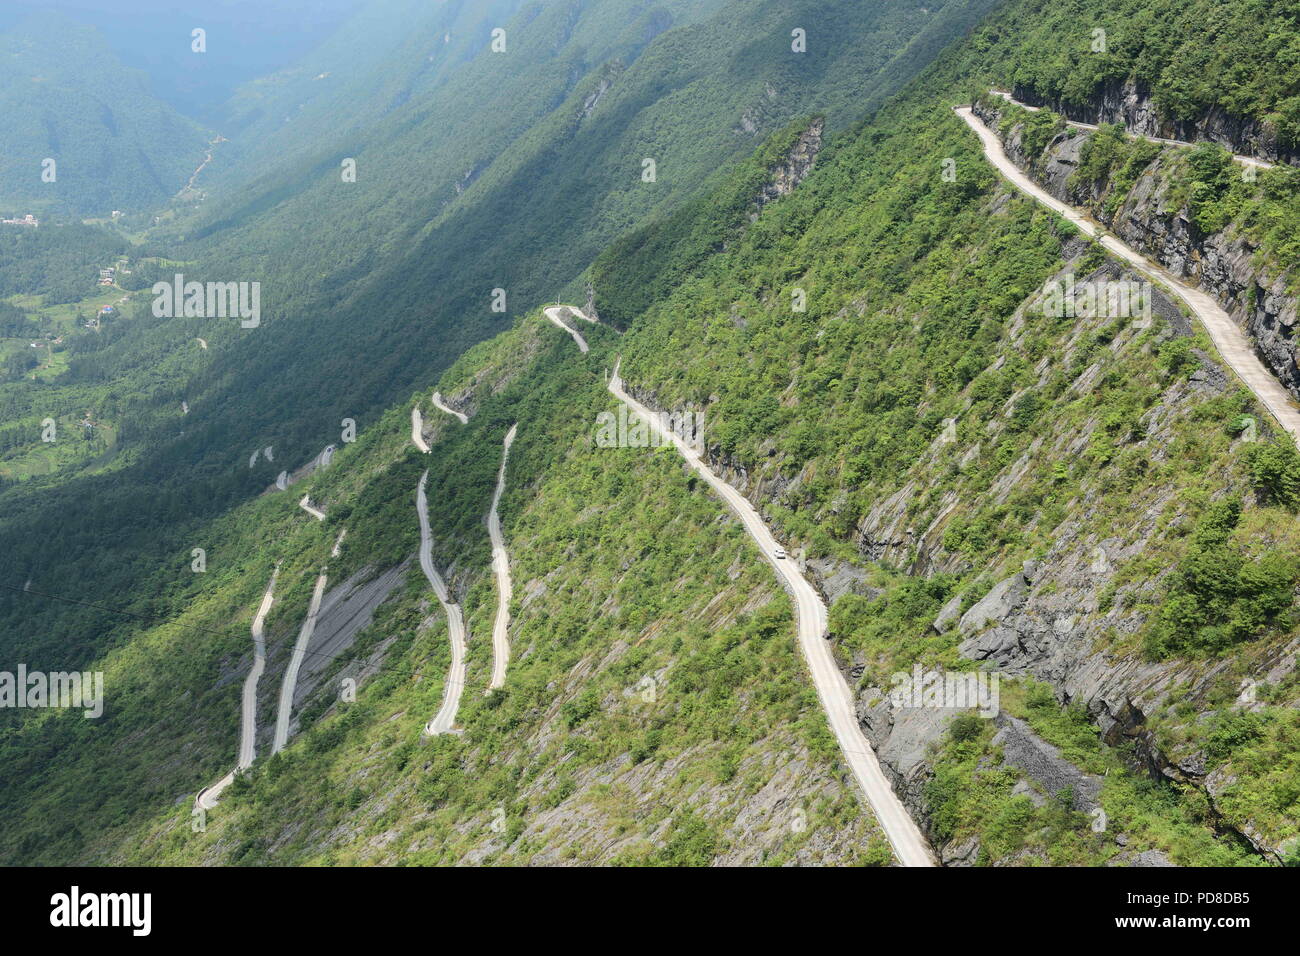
[989,90,1275,169]
[411,406,431,453]
[417,471,468,735]
[272,571,329,753]
[238,570,277,768]
[195,568,278,810]
[958,107,1300,445]
[195,771,235,813]
[543,306,590,354]
[607,357,936,867]
[486,424,518,691]
[431,391,469,424]
[298,495,326,521]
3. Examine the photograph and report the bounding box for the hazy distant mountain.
[2,0,368,118]
[0,11,210,218]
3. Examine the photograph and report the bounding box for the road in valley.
[430,391,469,424]
[179,134,227,195]
[957,107,1300,445]
[195,568,279,811]
[272,571,329,753]
[543,306,590,354]
[989,90,1275,170]
[606,357,936,867]
[486,425,518,691]
[417,470,468,735]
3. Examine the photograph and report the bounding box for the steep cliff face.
[753,118,826,214]
[628,232,1294,862]
[977,99,1300,402]
[810,102,1300,865]
[843,251,1293,862]
[612,85,1300,861]
[1010,78,1300,168]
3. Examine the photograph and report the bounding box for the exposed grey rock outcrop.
[857,694,1110,860]
[932,593,964,634]
[1011,78,1300,167]
[810,556,879,605]
[753,118,824,214]
[957,561,1034,636]
[290,565,408,709]
[976,98,1300,402]
[941,835,980,866]
[858,693,969,838]
[991,714,1102,812]
[1107,847,1176,867]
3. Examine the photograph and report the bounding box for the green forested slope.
[6,0,1300,866]
[0,314,884,865]
[981,0,1300,135]
[0,0,989,709]
[0,12,209,217]
[590,4,1300,862]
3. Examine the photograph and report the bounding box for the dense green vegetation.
[592,0,1300,862]
[0,314,883,865]
[5,0,1300,865]
[591,119,825,330]
[1144,498,1300,658]
[979,0,1300,142]
[0,0,989,672]
[0,225,127,303]
[0,11,209,217]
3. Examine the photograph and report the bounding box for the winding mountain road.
[544,306,589,354]
[238,570,277,768]
[272,571,329,754]
[431,391,469,424]
[417,471,468,735]
[486,424,518,691]
[607,357,936,867]
[957,106,1300,445]
[298,495,326,521]
[989,90,1275,169]
[195,568,278,811]
[411,406,430,453]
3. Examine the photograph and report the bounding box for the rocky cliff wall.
[1010,78,1300,167]
[976,99,1300,402]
